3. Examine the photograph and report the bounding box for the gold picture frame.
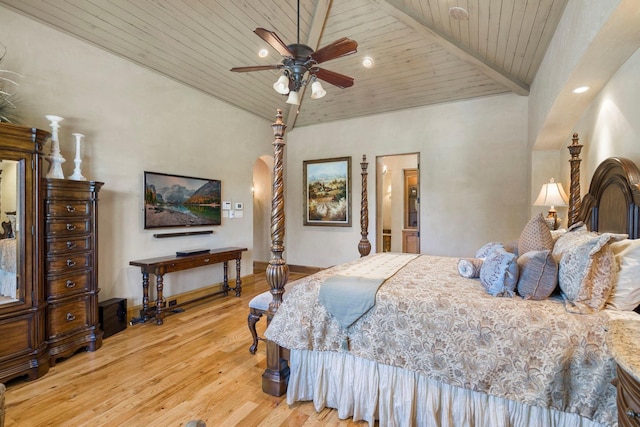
[303,156,352,227]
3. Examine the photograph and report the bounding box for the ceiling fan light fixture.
[362,57,374,68]
[273,75,290,94]
[311,80,326,99]
[286,90,300,105]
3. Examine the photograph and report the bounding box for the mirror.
[0,159,19,305]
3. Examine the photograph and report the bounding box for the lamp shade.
[534,178,569,207]
[273,75,290,95]
[310,80,326,99]
[286,90,300,105]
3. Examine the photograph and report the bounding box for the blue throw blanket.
[318,274,386,329]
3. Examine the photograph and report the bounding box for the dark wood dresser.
[43,178,104,365]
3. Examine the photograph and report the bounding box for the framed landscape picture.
[144,171,221,229]
[303,157,351,227]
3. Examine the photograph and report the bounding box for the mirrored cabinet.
[0,123,50,383]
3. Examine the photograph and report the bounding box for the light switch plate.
[222,201,231,210]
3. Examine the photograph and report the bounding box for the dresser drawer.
[47,272,90,298]
[46,200,90,217]
[44,186,92,201]
[46,236,91,255]
[48,298,89,337]
[46,219,91,236]
[46,253,91,275]
[617,365,640,427]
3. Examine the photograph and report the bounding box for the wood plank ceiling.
[0,0,568,129]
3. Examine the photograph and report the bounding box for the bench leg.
[248,308,265,354]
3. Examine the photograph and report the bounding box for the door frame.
[375,153,420,253]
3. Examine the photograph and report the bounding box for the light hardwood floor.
[2,273,367,426]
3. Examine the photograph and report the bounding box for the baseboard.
[253,261,322,275]
[126,274,256,323]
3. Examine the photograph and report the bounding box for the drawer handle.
[627,410,640,419]
[66,313,76,321]
[66,241,77,249]
[66,224,77,231]
[66,259,77,267]
[204,258,210,263]
[66,205,76,212]
[66,280,76,288]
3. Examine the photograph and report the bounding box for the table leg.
[223,261,229,296]
[156,273,165,325]
[141,272,149,322]
[235,258,242,296]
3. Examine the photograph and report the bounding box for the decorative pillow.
[606,239,640,310]
[516,250,558,300]
[480,249,519,297]
[518,213,554,256]
[552,225,627,313]
[457,258,483,278]
[475,242,504,259]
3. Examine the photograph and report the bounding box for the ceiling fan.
[230,2,358,105]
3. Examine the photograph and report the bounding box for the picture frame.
[144,171,221,229]
[303,156,351,227]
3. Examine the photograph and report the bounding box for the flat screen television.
[144,171,221,229]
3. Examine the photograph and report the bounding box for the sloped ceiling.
[0,0,568,129]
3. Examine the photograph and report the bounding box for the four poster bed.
[260,112,640,427]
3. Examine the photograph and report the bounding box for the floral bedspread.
[265,253,623,424]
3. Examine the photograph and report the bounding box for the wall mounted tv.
[144,171,221,229]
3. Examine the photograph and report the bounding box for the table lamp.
[534,178,569,230]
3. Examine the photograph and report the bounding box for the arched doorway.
[252,155,274,272]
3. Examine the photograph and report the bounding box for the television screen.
[144,171,221,229]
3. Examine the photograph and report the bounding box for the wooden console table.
[130,247,247,325]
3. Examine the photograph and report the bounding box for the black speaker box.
[99,298,127,338]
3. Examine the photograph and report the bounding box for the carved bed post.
[262,109,290,396]
[568,132,583,227]
[359,155,371,257]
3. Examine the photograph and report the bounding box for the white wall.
[570,48,640,180]
[285,93,530,267]
[529,0,640,208]
[0,6,273,306]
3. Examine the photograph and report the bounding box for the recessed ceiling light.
[449,6,469,20]
[258,48,269,58]
[572,86,590,94]
[362,56,374,68]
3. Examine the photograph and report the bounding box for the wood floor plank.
[2,272,369,426]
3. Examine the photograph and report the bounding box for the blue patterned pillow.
[480,248,519,297]
[475,242,504,259]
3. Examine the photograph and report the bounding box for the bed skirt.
[286,349,613,427]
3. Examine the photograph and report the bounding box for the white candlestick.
[45,115,66,179]
[69,133,86,181]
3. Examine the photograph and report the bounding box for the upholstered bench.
[247,282,292,354]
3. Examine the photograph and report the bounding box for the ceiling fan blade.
[311,38,358,64]
[254,28,294,57]
[315,68,355,89]
[230,65,281,72]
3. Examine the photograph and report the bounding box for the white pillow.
[606,239,640,311]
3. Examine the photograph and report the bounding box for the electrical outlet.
[168,299,177,307]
